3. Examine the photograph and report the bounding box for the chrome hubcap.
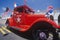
[39,31,53,40]
[39,32,47,40]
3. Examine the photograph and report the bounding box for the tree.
[0,16,2,19]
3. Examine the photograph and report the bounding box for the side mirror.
[50,15,54,21]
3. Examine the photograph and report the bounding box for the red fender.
[30,18,59,29]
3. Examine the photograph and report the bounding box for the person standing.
[46,5,54,19]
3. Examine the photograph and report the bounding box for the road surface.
[0,19,27,40]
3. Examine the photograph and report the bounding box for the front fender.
[7,18,14,26]
[30,18,59,29]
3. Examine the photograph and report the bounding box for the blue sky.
[0,0,60,16]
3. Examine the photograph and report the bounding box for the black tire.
[30,21,59,40]
[58,15,60,25]
[5,19,10,29]
[32,29,59,40]
[5,19,9,25]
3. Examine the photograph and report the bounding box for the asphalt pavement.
[0,19,27,40]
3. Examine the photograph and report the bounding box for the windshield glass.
[14,7,24,13]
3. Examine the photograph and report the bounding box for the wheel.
[32,29,59,40]
[58,15,60,25]
[30,21,59,40]
[5,19,10,29]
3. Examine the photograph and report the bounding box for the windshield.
[14,7,24,13]
[14,5,34,14]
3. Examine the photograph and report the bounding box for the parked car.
[5,5,60,40]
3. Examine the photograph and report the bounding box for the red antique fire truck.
[5,5,60,40]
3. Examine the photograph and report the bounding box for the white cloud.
[37,10,40,12]
[2,7,6,11]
